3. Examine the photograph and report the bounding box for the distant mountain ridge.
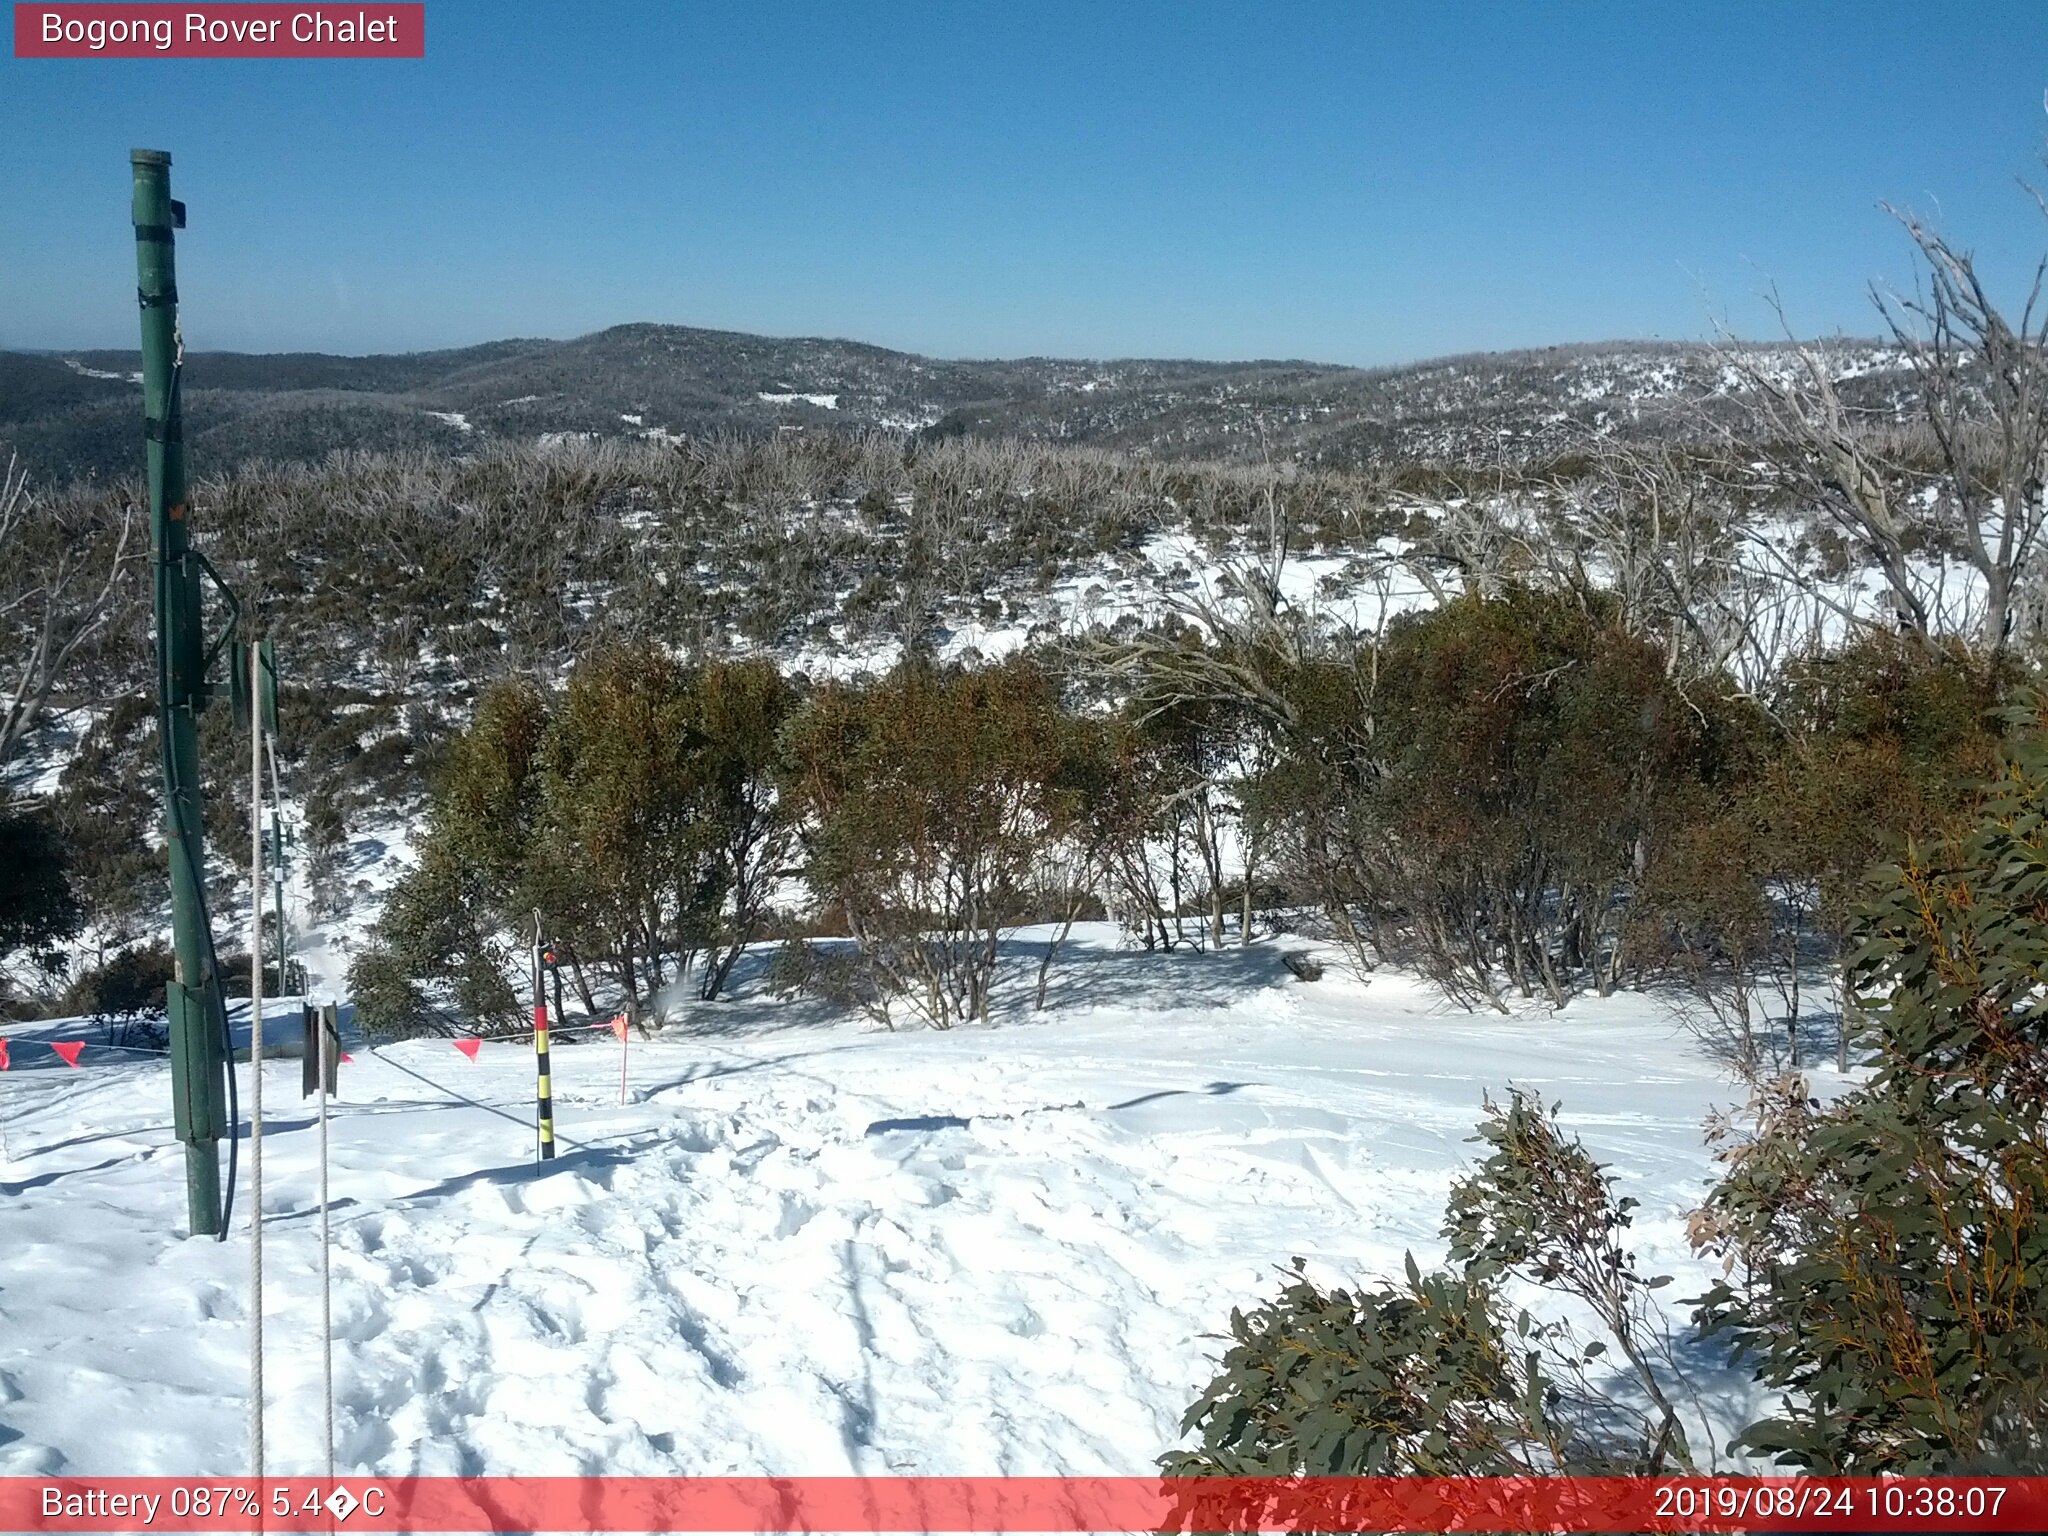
[1,323,1912,485]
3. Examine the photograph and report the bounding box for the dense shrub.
[1690,701,2048,1471]
[1263,586,1733,1007]
[59,943,173,1044]
[349,652,797,1031]
[784,659,1085,1027]
[1634,636,2000,1072]
[0,804,83,981]
[1165,1261,1567,1477]
[66,943,172,1020]
[349,846,523,1037]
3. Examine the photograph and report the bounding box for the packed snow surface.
[0,929,1768,1477]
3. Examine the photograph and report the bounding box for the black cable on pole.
[218,968,239,1239]
[156,676,240,1242]
[151,365,240,1242]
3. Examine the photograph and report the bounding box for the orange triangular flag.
[608,1012,630,1043]
[453,1037,481,1062]
[50,1041,84,1067]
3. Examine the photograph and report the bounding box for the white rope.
[248,641,266,1485]
[319,1003,334,1483]
[1,1012,628,1067]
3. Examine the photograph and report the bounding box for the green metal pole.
[134,149,229,1238]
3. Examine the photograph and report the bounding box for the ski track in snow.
[0,930,1777,1476]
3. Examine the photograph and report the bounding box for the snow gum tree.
[1090,696,1246,954]
[534,645,707,1005]
[347,678,549,1035]
[1265,586,1719,1008]
[784,659,1080,1028]
[347,838,527,1036]
[349,651,799,1033]
[1723,197,2048,662]
[528,647,798,1009]
[685,657,799,1001]
[0,455,137,775]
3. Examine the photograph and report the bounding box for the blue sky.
[3,1,2045,362]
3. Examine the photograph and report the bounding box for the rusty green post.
[134,148,229,1237]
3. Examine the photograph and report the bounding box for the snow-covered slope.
[0,928,1772,1477]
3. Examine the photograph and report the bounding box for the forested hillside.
[1,327,1919,482]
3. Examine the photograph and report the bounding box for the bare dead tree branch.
[0,455,139,775]
[1716,190,2048,662]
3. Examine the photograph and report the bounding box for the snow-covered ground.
[0,928,1773,1478]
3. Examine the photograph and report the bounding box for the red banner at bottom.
[7,1475,2046,1533]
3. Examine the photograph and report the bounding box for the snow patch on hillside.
[61,358,141,384]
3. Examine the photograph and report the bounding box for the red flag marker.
[609,1012,631,1104]
[454,1038,481,1062]
[340,1051,354,1064]
[50,1041,84,1067]
[0,1038,10,1071]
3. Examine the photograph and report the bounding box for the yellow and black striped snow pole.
[532,913,556,1161]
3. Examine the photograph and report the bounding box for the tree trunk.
[1197,801,1226,950]
[1786,929,1802,1070]
[1240,824,1258,947]
[702,942,742,1002]
[1836,969,1853,1074]
[567,950,596,1013]
[1036,892,1084,1009]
